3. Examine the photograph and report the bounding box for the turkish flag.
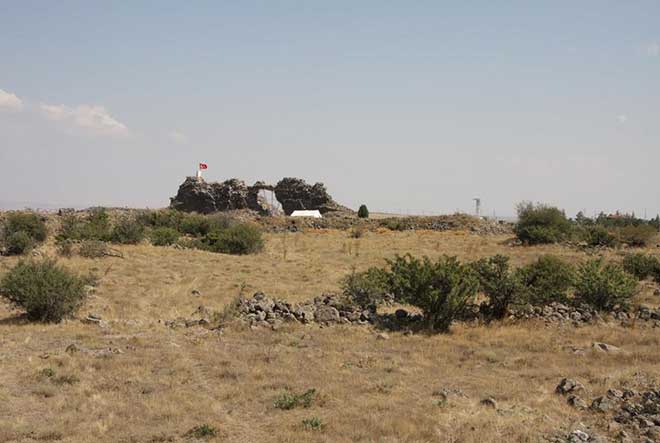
[199,163,208,170]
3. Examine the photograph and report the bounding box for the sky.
[1,1,659,217]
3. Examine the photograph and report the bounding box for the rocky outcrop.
[170,176,348,215]
[274,177,349,215]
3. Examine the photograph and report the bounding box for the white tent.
[290,210,322,218]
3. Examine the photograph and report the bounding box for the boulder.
[315,306,340,323]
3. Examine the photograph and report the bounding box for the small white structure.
[290,210,322,218]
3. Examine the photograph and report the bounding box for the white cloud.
[0,88,23,111]
[647,42,660,57]
[40,103,128,136]
[168,130,188,144]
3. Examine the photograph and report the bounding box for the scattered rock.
[480,397,498,409]
[592,342,625,354]
[191,289,201,296]
[567,395,588,410]
[591,395,617,413]
[557,378,586,395]
[315,306,340,323]
[376,333,390,340]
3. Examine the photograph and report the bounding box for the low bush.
[579,225,618,248]
[0,259,88,322]
[110,216,145,244]
[3,212,48,243]
[302,417,324,431]
[150,227,180,246]
[184,424,218,439]
[203,224,264,255]
[386,254,479,332]
[273,389,317,410]
[618,224,657,247]
[514,202,572,245]
[58,208,111,241]
[517,255,576,305]
[574,259,637,311]
[382,219,407,231]
[342,267,390,309]
[5,231,34,255]
[78,240,108,258]
[56,239,75,257]
[471,255,523,319]
[357,204,369,219]
[179,212,211,236]
[622,253,660,280]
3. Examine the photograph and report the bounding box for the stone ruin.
[170,176,351,215]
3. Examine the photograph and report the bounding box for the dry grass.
[0,230,659,442]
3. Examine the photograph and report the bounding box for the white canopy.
[290,210,322,218]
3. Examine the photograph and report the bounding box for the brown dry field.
[1,229,659,443]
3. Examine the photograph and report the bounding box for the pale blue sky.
[1,1,658,217]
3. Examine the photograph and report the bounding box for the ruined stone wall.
[170,176,351,215]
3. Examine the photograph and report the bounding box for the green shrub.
[0,259,88,322]
[357,204,369,219]
[618,224,657,247]
[184,424,218,439]
[137,209,184,230]
[150,227,180,246]
[342,267,390,309]
[516,255,576,305]
[302,417,324,431]
[382,219,407,231]
[471,255,523,319]
[386,254,479,332]
[205,213,236,232]
[574,259,637,311]
[78,240,108,258]
[580,225,618,248]
[273,389,317,410]
[56,239,75,257]
[58,208,111,241]
[203,224,264,255]
[179,212,211,236]
[5,231,34,255]
[622,253,660,280]
[3,212,48,243]
[110,216,145,244]
[514,202,572,245]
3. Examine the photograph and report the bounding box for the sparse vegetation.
[618,224,657,247]
[202,223,264,255]
[150,227,180,246]
[184,424,218,439]
[302,417,324,431]
[1,212,47,255]
[273,389,317,410]
[78,240,109,258]
[0,259,88,322]
[4,231,35,255]
[342,267,390,309]
[110,216,145,244]
[622,253,660,281]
